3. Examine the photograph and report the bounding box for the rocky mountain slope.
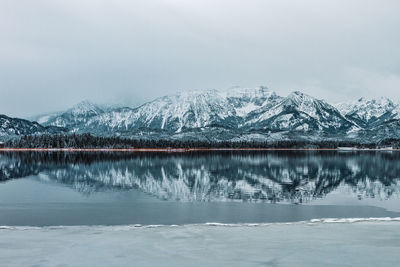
[31,100,105,130]
[335,97,400,128]
[243,91,354,134]
[0,115,65,142]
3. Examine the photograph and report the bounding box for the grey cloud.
[0,0,399,117]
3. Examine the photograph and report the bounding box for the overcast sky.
[1,0,400,117]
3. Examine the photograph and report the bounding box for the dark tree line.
[4,133,400,149]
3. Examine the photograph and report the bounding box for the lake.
[2,151,400,266]
[1,151,400,226]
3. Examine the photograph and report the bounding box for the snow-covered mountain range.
[2,87,400,142]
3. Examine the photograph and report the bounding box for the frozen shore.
[1,219,400,267]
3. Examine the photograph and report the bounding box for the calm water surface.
[1,151,399,226]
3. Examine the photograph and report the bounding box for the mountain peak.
[69,100,104,115]
[336,96,397,124]
[288,91,307,98]
[286,91,318,105]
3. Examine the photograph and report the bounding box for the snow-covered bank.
[1,220,400,267]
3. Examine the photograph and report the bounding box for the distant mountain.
[0,114,65,142]
[33,100,106,131]
[243,91,354,134]
[335,97,399,128]
[335,97,400,141]
[83,87,279,135]
[67,87,358,140]
[29,111,64,125]
[2,87,400,142]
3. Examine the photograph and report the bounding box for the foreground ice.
[1,220,400,267]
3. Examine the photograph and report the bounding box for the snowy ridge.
[32,100,105,129]
[83,87,279,134]
[221,86,280,117]
[36,87,355,139]
[243,91,352,133]
[3,87,400,141]
[335,97,396,121]
[335,97,400,127]
[0,114,65,141]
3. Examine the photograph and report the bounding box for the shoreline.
[0,148,398,152]
[2,217,400,229]
[1,221,399,267]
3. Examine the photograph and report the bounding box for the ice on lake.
[1,220,400,267]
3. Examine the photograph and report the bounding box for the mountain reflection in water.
[1,151,399,204]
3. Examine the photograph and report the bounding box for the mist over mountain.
[2,87,400,142]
